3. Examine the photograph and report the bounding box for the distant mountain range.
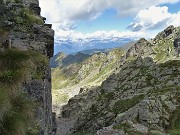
[51,47,126,92]
[54,38,134,54]
[70,48,109,55]
[50,41,135,68]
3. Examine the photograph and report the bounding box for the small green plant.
[130,131,145,135]
[113,123,147,135]
[168,106,180,135]
[14,0,22,3]
[113,122,131,130]
[73,130,96,135]
[169,129,180,135]
[159,60,180,68]
[90,104,98,113]
[98,91,114,101]
[0,27,9,35]
[149,85,175,96]
[148,131,162,135]
[112,95,144,114]
[15,8,43,26]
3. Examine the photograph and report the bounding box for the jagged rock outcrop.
[0,0,55,134]
[61,26,180,135]
[121,26,180,65]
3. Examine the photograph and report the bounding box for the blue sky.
[160,2,180,13]
[75,9,133,33]
[75,3,180,33]
[39,0,180,53]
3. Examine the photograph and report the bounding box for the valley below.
[51,26,180,135]
[1,1,179,135]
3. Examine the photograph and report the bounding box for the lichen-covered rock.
[0,0,54,57]
[0,0,55,134]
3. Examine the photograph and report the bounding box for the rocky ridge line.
[60,26,180,135]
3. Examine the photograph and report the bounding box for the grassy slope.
[52,48,125,90]
[51,48,125,105]
[0,49,48,135]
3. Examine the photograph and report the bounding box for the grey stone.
[0,0,55,134]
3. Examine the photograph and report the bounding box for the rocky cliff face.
[60,26,180,135]
[0,0,55,135]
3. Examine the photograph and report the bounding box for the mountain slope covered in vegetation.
[57,25,180,135]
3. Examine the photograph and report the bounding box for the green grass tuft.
[72,130,96,135]
[168,106,180,135]
[112,95,144,114]
[0,49,48,135]
[15,8,44,26]
[113,122,131,131]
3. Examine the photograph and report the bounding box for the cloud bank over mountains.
[53,27,154,42]
[53,28,155,54]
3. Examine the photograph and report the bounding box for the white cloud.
[38,0,180,45]
[128,6,180,31]
[52,23,155,43]
[39,0,180,24]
